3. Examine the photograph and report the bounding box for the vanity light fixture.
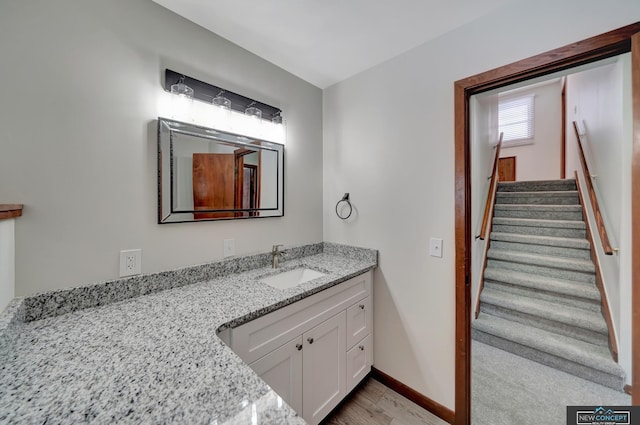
[163,69,286,144]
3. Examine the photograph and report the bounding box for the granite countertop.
[0,243,377,424]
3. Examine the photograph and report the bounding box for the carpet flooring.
[473,178,625,390]
[472,341,630,425]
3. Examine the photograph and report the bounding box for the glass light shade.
[170,79,194,121]
[211,94,232,130]
[212,94,231,110]
[244,106,263,138]
[245,106,262,120]
[170,81,194,98]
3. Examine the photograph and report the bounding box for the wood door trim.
[371,367,455,424]
[631,30,640,406]
[561,78,567,179]
[234,151,245,211]
[454,22,640,424]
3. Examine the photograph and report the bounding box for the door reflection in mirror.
[158,118,284,223]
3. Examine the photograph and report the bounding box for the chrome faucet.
[271,244,287,268]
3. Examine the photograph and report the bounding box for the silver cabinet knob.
[296,343,302,351]
[307,337,314,344]
[359,345,364,351]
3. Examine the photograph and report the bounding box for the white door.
[249,336,303,414]
[302,311,346,425]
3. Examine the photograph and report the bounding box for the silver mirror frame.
[157,117,284,223]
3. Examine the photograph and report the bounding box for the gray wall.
[499,80,563,181]
[0,0,323,296]
[323,0,640,409]
[470,93,499,320]
[565,54,633,383]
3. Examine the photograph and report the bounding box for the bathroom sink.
[260,268,326,290]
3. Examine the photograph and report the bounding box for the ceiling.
[152,0,515,89]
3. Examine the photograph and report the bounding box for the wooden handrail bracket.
[572,121,616,255]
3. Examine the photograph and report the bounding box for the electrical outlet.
[429,238,443,258]
[223,239,235,258]
[119,249,142,277]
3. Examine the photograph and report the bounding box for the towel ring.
[335,193,352,220]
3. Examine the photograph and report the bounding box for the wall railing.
[477,133,503,240]
[572,121,617,255]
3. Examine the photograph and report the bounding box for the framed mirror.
[158,118,284,223]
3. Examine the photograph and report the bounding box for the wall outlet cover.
[223,239,235,258]
[119,249,142,277]
[429,238,443,258]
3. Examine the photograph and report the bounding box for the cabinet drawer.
[232,271,371,364]
[346,295,372,350]
[345,334,372,393]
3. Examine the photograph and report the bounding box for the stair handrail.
[572,121,616,255]
[477,132,503,240]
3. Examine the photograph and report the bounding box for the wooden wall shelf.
[0,204,23,220]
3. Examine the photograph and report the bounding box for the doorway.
[454,23,640,425]
[497,157,516,182]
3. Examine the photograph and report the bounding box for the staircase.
[472,178,626,391]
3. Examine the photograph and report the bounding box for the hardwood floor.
[323,378,449,425]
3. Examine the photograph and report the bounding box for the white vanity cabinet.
[229,270,373,425]
[249,336,303,414]
[301,311,346,424]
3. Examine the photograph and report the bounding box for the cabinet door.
[249,336,303,415]
[346,334,372,393]
[302,311,346,425]
[346,295,372,350]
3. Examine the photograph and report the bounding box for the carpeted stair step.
[490,232,591,260]
[487,249,595,282]
[483,267,601,312]
[472,314,625,391]
[492,217,586,239]
[486,259,595,284]
[493,204,583,221]
[497,179,577,192]
[479,287,608,346]
[496,190,579,205]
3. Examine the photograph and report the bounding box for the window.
[498,94,534,146]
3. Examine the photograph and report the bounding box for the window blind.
[498,94,534,143]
